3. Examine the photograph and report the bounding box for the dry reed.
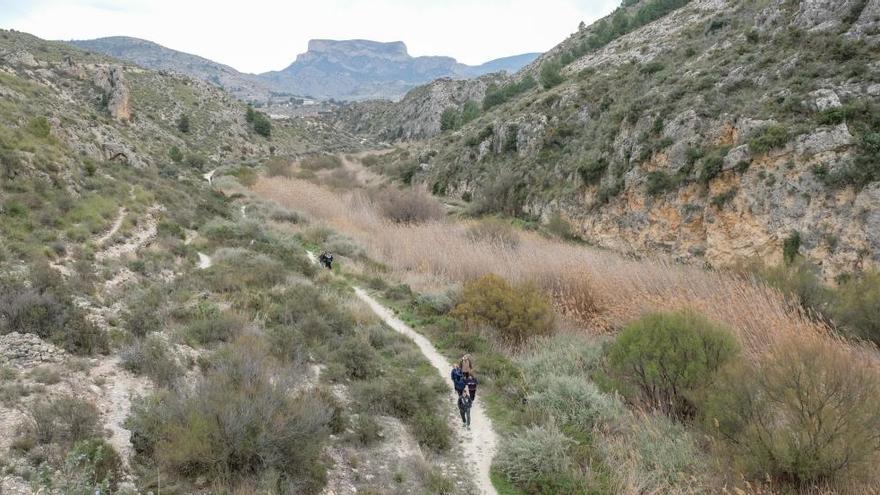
[251,176,872,364]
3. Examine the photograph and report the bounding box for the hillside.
[345,0,880,280]
[1,30,476,495]
[260,39,539,101]
[67,36,276,102]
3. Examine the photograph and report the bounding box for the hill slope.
[349,0,880,280]
[67,36,275,102]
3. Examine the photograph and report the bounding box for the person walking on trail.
[457,389,472,428]
[465,373,478,402]
[460,353,474,376]
[453,365,466,397]
[318,251,334,270]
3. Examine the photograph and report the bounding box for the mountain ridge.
[66,36,541,102]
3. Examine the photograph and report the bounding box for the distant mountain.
[259,39,539,101]
[67,36,274,102]
[66,37,540,102]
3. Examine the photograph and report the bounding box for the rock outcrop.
[93,65,131,121]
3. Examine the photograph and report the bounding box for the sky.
[0,0,620,74]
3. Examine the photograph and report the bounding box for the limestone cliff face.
[361,0,880,279]
[93,65,131,122]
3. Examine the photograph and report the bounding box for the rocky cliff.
[353,0,880,280]
[259,39,539,101]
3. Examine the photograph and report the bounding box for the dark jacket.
[465,376,478,392]
[453,376,466,392]
[457,394,472,412]
[451,367,462,383]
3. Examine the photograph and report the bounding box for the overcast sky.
[0,0,620,73]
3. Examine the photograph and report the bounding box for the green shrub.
[127,338,332,492]
[748,125,789,155]
[545,212,576,240]
[26,395,101,448]
[496,424,581,493]
[410,412,452,452]
[539,60,565,89]
[758,259,830,318]
[351,415,382,446]
[26,117,50,138]
[62,439,122,492]
[578,158,608,186]
[645,170,679,197]
[440,108,460,131]
[252,112,272,137]
[337,336,380,380]
[452,274,555,346]
[700,339,880,485]
[521,334,606,378]
[121,335,182,387]
[0,276,108,355]
[833,270,880,345]
[184,314,245,346]
[607,310,739,419]
[782,230,801,265]
[528,374,625,428]
[176,114,190,134]
[470,172,527,216]
[168,146,183,163]
[483,76,537,110]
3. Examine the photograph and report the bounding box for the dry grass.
[251,176,874,364]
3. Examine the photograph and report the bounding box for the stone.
[795,123,854,156]
[93,65,131,122]
[810,89,842,111]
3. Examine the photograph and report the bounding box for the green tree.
[460,100,480,124]
[440,108,460,131]
[245,105,255,123]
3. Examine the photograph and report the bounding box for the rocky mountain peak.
[304,39,411,60]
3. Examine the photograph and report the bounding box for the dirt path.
[306,252,498,495]
[96,207,126,247]
[196,252,213,269]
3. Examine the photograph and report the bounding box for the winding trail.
[307,252,498,495]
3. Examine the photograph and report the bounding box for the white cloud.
[0,0,620,73]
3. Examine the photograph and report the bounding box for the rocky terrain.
[260,39,539,101]
[344,0,880,280]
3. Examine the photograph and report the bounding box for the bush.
[833,270,880,345]
[758,259,831,318]
[645,170,679,197]
[540,60,565,89]
[528,374,625,428]
[0,276,108,355]
[26,117,51,138]
[782,230,801,265]
[176,114,190,134]
[62,439,123,492]
[483,76,537,110]
[264,157,292,177]
[452,274,555,346]
[700,339,880,485]
[120,335,183,387]
[607,310,739,419]
[26,395,101,447]
[184,314,245,346]
[749,125,789,155]
[127,337,332,492]
[252,112,272,137]
[440,108,460,131]
[351,415,381,446]
[168,146,183,163]
[411,412,452,452]
[301,154,343,171]
[337,336,380,380]
[496,424,580,493]
[372,186,444,224]
[578,158,608,186]
[471,172,526,216]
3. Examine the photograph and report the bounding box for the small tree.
[540,60,565,89]
[252,112,271,137]
[452,274,555,346]
[440,108,460,131]
[176,114,190,134]
[782,230,801,265]
[607,310,739,419]
[245,105,255,123]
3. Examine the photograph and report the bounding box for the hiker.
[318,251,333,270]
[452,365,466,397]
[457,389,472,428]
[459,353,474,376]
[465,373,478,402]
